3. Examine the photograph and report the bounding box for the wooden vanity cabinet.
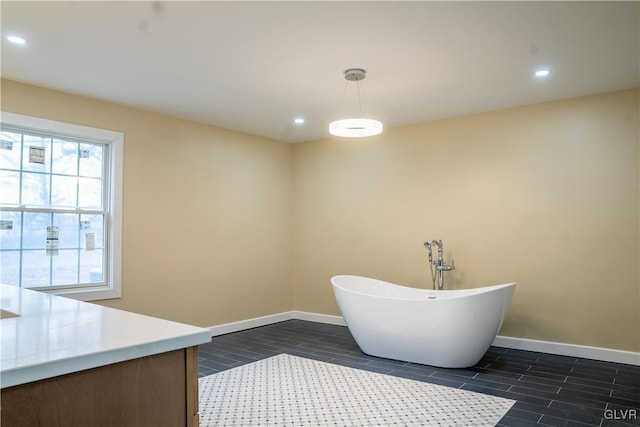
[1,346,200,427]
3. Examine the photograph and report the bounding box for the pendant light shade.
[329,118,383,137]
[329,68,383,138]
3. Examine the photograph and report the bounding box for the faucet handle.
[438,257,456,271]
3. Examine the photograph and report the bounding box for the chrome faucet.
[423,239,455,290]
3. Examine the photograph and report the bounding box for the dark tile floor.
[198,320,640,427]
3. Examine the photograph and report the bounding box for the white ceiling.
[1,1,638,143]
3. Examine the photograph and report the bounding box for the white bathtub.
[331,275,516,368]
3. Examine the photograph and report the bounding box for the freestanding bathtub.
[331,275,515,368]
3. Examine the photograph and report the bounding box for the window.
[0,112,123,301]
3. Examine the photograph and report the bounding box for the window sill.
[37,284,121,302]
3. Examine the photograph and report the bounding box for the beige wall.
[292,89,639,352]
[2,79,638,352]
[1,79,293,327]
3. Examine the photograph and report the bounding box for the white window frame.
[0,112,123,301]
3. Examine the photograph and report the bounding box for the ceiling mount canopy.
[344,68,366,81]
[329,68,383,138]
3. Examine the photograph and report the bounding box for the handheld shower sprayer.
[423,241,433,263]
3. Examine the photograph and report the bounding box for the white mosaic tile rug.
[199,354,515,426]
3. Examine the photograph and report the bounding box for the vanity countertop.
[0,284,211,388]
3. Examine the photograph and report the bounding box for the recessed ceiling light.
[534,69,551,78]
[6,35,27,45]
[294,117,305,125]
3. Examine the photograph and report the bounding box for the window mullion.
[76,143,81,285]
[48,138,54,287]
[18,134,24,207]
[0,206,106,215]
[18,134,24,288]
[49,212,53,286]
[18,211,24,288]
[76,213,81,286]
[48,137,53,206]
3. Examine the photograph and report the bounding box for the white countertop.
[0,284,211,388]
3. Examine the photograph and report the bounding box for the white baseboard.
[208,311,639,366]
[491,335,640,366]
[209,312,295,336]
[292,311,346,326]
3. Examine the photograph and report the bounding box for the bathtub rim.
[331,274,516,301]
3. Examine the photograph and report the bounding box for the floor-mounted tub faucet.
[423,239,455,290]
